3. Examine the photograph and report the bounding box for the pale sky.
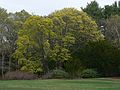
[0,0,119,16]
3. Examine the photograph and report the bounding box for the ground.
[0,78,120,90]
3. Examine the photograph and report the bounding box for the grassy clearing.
[0,78,120,90]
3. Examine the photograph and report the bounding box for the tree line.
[0,0,120,79]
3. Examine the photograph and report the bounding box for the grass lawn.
[0,78,120,90]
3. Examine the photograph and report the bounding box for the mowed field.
[0,79,120,90]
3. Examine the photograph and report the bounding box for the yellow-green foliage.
[13,8,104,73]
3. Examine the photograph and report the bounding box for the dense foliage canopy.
[0,1,120,79]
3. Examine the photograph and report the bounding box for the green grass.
[0,78,120,90]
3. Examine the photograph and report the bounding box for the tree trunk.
[1,52,5,79]
[115,26,120,48]
[9,55,11,72]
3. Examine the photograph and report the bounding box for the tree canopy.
[0,1,120,78]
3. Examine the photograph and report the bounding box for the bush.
[81,69,98,78]
[42,69,69,79]
[52,69,69,79]
[4,71,38,80]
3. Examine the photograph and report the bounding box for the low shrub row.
[4,71,38,80]
[3,69,99,80]
[42,69,99,79]
[42,69,69,79]
[81,69,99,78]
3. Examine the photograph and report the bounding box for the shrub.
[52,69,69,79]
[4,71,38,80]
[42,69,69,79]
[64,60,85,78]
[81,69,98,78]
[41,71,53,79]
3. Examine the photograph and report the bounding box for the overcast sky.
[0,0,119,16]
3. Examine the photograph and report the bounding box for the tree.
[7,10,31,71]
[8,10,31,36]
[13,16,54,73]
[79,40,120,76]
[14,10,31,22]
[49,8,104,69]
[81,1,104,26]
[49,9,75,69]
[0,7,13,78]
[104,1,119,19]
[105,15,120,48]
